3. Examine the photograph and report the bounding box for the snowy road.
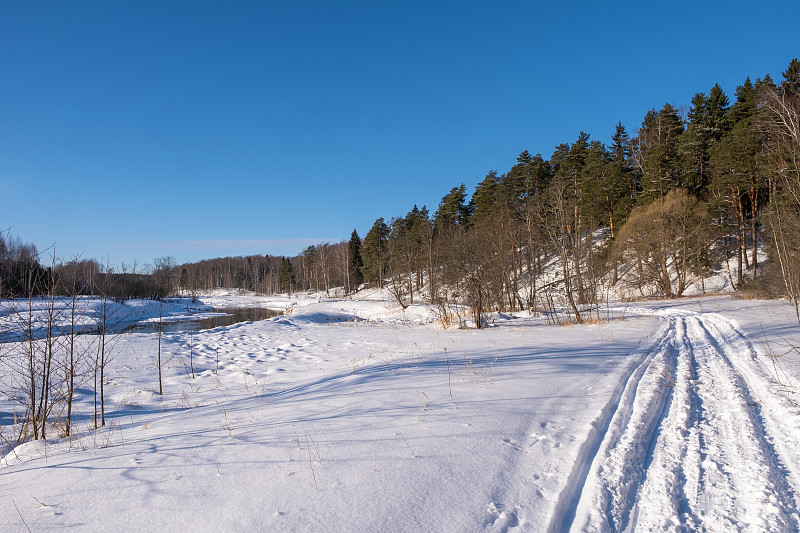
[565,308,800,532]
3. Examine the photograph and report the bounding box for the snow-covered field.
[2,293,800,531]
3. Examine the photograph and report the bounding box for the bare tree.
[152,256,177,298]
[541,175,584,323]
[613,189,710,298]
[762,81,800,319]
[92,263,124,428]
[8,251,61,440]
[59,258,94,436]
[157,299,164,395]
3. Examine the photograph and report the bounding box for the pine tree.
[348,229,364,291]
[706,83,730,136]
[710,120,758,284]
[782,57,800,95]
[434,184,472,230]
[555,132,591,226]
[686,91,709,125]
[500,151,535,214]
[361,218,390,287]
[523,153,552,196]
[728,77,757,125]
[471,171,499,223]
[279,257,294,294]
[302,245,316,291]
[549,143,571,177]
[610,122,630,163]
[565,132,590,184]
[579,140,609,224]
[634,103,685,202]
[605,122,635,236]
[681,92,712,196]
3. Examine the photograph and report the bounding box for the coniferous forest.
[3,59,800,327]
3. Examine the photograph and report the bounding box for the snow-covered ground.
[2,293,800,531]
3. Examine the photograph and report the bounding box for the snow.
[0,297,213,341]
[2,293,800,531]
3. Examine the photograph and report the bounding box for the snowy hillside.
[2,294,800,531]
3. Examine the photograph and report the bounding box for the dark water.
[123,307,282,334]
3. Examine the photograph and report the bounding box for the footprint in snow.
[527,433,547,447]
[484,502,521,530]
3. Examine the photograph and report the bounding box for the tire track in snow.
[477,319,675,533]
[626,316,702,531]
[566,309,800,532]
[663,315,796,530]
[687,314,800,529]
[701,312,800,508]
[545,321,676,533]
[562,319,679,533]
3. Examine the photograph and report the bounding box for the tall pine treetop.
[782,58,800,95]
[434,184,472,229]
[688,92,708,125]
[610,122,630,164]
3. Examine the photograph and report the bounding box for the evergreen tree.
[279,257,294,294]
[348,230,364,291]
[407,206,433,292]
[782,57,800,95]
[565,132,590,184]
[302,245,316,291]
[728,77,757,125]
[686,91,709,125]
[385,205,434,305]
[681,92,712,196]
[706,83,730,136]
[523,153,552,196]
[580,140,614,227]
[471,171,499,223]
[497,150,552,217]
[500,151,536,215]
[760,73,776,90]
[361,218,390,287]
[179,268,188,292]
[549,143,571,177]
[434,184,472,230]
[610,121,630,163]
[603,122,636,235]
[634,103,685,202]
[707,74,771,286]
[554,133,591,227]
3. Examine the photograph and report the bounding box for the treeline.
[174,242,354,297]
[0,228,354,301]
[0,232,47,296]
[346,59,800,326]
[0,233,175,301]
[141,241,367,299]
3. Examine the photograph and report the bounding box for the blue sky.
[2,1,799,269]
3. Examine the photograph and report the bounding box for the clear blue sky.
[2,1,799,270]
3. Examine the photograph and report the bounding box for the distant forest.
[3,58,800,325]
